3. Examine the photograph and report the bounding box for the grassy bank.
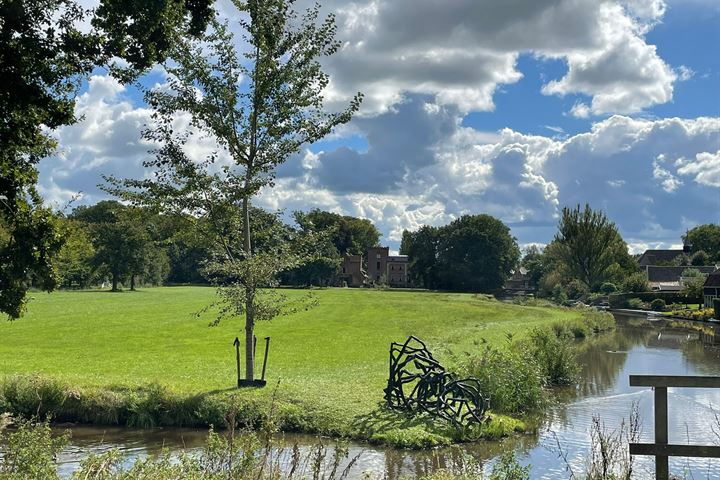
[0,287,586,446]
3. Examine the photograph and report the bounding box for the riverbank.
[0,287,590,447]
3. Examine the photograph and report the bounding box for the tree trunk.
[243,196,254,381]
[130,274,136,291]
[112,272,118,292]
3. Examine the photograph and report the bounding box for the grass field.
[0,287,583,445]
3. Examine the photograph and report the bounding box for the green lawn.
[0,287,582,444]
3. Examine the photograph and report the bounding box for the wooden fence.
[629,375,720,479]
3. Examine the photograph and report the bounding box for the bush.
[0,418,69,479]
[464,345,544,414]
[600,282,617,294]
[526,327,580,385]
[566,280,589,300]
[650,298,666,311]
[622,273,649,293]
[715,299,720,320]
[0,375,68,420]
[627,297,644,309]
[561,310,615,338]
[552,284,568,304]
[488,451,531,480]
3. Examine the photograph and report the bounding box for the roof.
[705,270,720,287]
[638,249,685,266]
[646,266,716,282]
[387,255,408,262]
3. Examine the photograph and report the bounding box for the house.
[340,246,411,288]
[638,248,690,267]
[340,254,365,287]
[366,246,410,287]
[646,265,717,292]
[504,267,534,293]
[703,269,720,308]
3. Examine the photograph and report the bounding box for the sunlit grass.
[0,287,582,444]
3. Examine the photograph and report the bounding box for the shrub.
[0,418,69,479]
[526,327,580,386]
[488,451,531,480]
[552,284,568,304]
[715,299,720,320]
[600,282,617,294]
[622,273,649,293]
[566,280,589,300]
[0,375,68,419]
[464,345,544,414]
[626,297,644,309]
[650,298,666,311]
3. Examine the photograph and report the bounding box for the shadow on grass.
[349,403,456,448]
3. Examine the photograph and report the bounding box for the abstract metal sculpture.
[384,336,488,428]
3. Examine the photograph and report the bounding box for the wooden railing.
[629,375,720,479]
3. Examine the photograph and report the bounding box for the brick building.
[341,246,411,288]
[340,254,365,287]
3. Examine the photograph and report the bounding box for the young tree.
[548,204,634,290]
[691,250,711,266]
[106,0,361,381]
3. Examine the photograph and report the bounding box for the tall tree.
[435,215,520,292]
[295,209,380,255]
[520,245,548,287]
[54,218,96,288]
[106,1,361,381]
[71,202,157,291]
[0,0,99,318]
[548,204,634,290]
[683,224,720,262]
[400,226,439,289]
[0,0,215,318]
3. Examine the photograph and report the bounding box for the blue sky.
[41,0,720,253]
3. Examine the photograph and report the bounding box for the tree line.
[51,202,381,291]
[401,204,720,299]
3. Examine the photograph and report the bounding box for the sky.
[39,0,720,254]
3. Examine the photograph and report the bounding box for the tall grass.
[463,310,614,414]
[0,414,360,480]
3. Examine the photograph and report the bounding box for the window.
[376,253,381,259]
[376,261,381,269]
[391,265,394,270]
[342,267,346,274]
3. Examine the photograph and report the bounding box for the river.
[47,313,720,478]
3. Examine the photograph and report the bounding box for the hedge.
[609,291,701,309]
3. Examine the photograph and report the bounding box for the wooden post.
[261,337,270,381]
[233,337,241,387]
[655,386,669,479]
[253,335,257,371]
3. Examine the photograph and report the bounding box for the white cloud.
[317,0,677,116]
[541,3,675,115]
[677,150,720,187]
[676,65,695,82]
[569,102,591,119]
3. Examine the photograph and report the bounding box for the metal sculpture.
[384,336,488,428]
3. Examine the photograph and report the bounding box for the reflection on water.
[45,314,720,478]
